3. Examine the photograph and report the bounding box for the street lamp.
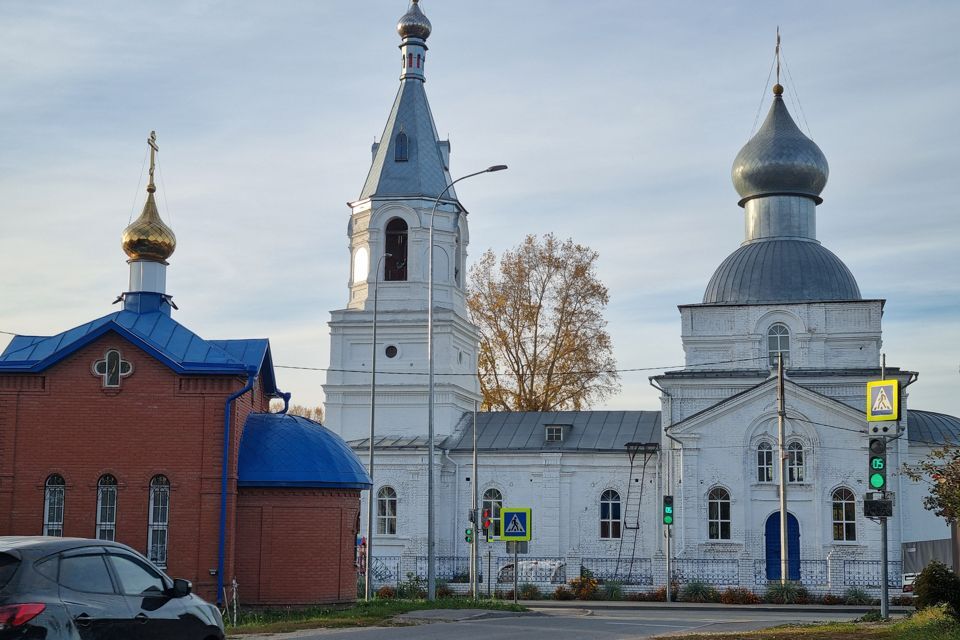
[427,164,507,600]
[365,252,391,601]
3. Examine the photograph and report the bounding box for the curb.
[524,600,913,614]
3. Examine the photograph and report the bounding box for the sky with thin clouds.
[1,1,958,416]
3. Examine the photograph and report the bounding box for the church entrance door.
[765,512,800,581]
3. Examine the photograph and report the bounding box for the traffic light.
[481,508,493,541]
[465,527,473,543]
[662,495,674,526]
[868,438,887,491]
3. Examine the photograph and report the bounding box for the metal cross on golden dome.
[147,130,159,193]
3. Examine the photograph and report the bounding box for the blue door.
[765,512,800,580]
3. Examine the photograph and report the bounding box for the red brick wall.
[0,332,265,602]
[236,488,361,605]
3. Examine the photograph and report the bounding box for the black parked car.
[0,536,224,639]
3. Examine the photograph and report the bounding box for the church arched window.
[482,488,503,537]
[787,442,805,483]
[384,218,408,281]
[395,132,408,162]
[707,487,731,540]
[148,475,170,568]
[757,442,773,483]
[376,486,398,535]
[599,489,621,539]
[43,474,65,537]
[832,487,856,541]
[96,474,118,541]
[768,323,790,367]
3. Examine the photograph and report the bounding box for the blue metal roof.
[0,302,277,393]
[238,413,372,489]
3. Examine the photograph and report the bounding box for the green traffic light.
[870,473,885,489]
[663,515,673,525]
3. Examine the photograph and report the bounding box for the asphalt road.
[236,606,862,640]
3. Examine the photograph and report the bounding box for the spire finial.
[147,130,159,194]
[773,27,784,96]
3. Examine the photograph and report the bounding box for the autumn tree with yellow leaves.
[467,234,620,411]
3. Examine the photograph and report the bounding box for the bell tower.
[323,0,481,441]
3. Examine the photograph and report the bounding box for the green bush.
[844,587,872,605]
[764,582,807,604]
[679,581,720,603]
[396,572,427,599]
[915,560,960,612]
[518,583,542,600]
[600,580,624,601]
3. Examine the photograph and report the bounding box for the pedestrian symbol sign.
[866,380,899,422]
[500,507,532,541]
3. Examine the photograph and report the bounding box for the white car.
[902,572,918,593]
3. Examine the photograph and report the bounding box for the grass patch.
[229,597,526,635]
[666,604,960,639]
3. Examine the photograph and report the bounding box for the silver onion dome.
[732,86,829,206]
[397,0,432,40]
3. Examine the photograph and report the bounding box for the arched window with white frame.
[787,442,805,483]
[708,487,731,540]
[147,475,170,568]
[768,323,790,367]
[599,489,621,539]
[832,487,856,541]
[43,474,65,537]
[376,486,398,535]
[96,474,118,541]
[482,488,503,537]
[757,442,774,483]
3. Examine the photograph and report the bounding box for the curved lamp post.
[427,164,507,600]
[365,252,391,601]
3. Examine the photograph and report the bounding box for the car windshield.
[0,553,19,589]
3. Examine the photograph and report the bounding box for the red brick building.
[0,133,370,605]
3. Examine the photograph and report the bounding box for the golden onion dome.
[122,131,176,262]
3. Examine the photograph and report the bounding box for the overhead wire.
[127,147,149,225]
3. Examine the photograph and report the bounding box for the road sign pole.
[513,542,519,604]
[487,548,492,598]
[665,526,672,602]
[881,515,889,618]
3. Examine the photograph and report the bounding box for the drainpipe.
[217,371,256,606]
[443,449,459,562]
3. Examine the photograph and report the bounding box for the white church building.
[323,0,960,593]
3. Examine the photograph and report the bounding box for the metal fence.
[843,560,902,589]
[672,558,739,586]
[753,559,829,586]
[581,557,653,585]
[367,554,903,593]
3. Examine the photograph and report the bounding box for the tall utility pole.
[471,401,479,600]
[778,353,789,584]
[880,354,889,619]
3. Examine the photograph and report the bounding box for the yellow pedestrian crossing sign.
[500,508,532,541]
[866,379,899,422]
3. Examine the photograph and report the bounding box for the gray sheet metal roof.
[909,410,960,446]
[703,239,861,305]
[442,411,662,452]
[347,435,431,450]
[359,79,456,201]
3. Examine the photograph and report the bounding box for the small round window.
[385,345,398,359]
